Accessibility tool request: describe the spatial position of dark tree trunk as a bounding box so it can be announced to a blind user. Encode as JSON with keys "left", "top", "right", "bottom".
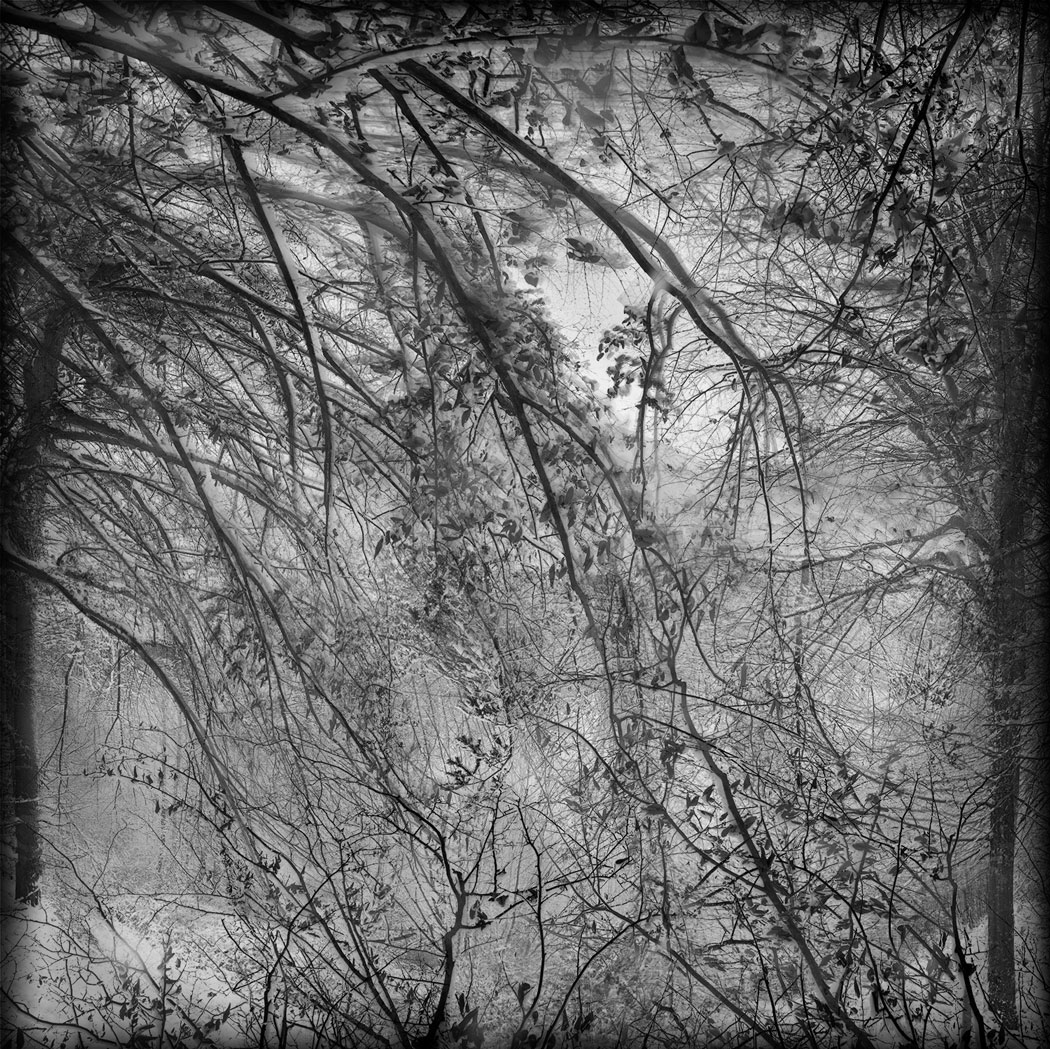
{"left": 2, "top": 567, "right": 42, "bottom": 907}
{"left": 1, "top": 308, "right": 67, "bottom": 907}
{"left": 984, "top": 321, "right": 1038, "bottom": 1033}
{"left": 978, "top": 58, "right": 1046, "bottom": 1017}
{"left": 986, "top": 646, "right": 1020, "bottom": 1031}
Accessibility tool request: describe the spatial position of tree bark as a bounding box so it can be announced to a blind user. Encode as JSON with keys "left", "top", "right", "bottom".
{"left": 1, "top": 562, "right": 41, "bottom": 907}
{"left": 983, "top": 304, "right": 1039, "bottom": 1032}
{"left": 986, "top": 645, "right": 1021, "bottom": 1031}
{"left": 1, "top": 308, "right": 67, "bottom": 907}
{"left": 973, "top": 49, "right": 1045, "bottom": 1019}
{"left": 985, "top": 455, "right": 1024, "bottom": 1032}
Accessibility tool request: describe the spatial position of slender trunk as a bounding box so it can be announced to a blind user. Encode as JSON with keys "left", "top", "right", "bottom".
{"left": 983, "top": 293, "right": 1039, "bottom": 1030}
{"left": 975, "top": 51, "right": 1045, "bottom": 1016}
{"left": 985, "top": 432, "right": 1026, "bottom": 1032}
{"left": 2, "top": 564, "right": 41, "bottom": 906}
{"left": 1, "top": 308, "right": 67, "bottom": 907}
{"left": 986, "top": 697, "right": 1019, "bottom": 1031}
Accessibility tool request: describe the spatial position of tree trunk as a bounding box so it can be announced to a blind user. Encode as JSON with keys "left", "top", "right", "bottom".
{"left": 1, "top": 564, "right": 42, "bottom": 906}
{"left": 975, "top": 54, "right": 1045, "bottom": 1018}
{"left": 1, "top": 308, "right": 67, "bottom": 907}
{"left": 986, "top": 485, "right": 1026, "bottom": 1031}
{"left": 986, "top": 673, "right": 1020, "bottom": 1031}
{"left": 983, "top": 312, "right": 1037, "bottom": 1032}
